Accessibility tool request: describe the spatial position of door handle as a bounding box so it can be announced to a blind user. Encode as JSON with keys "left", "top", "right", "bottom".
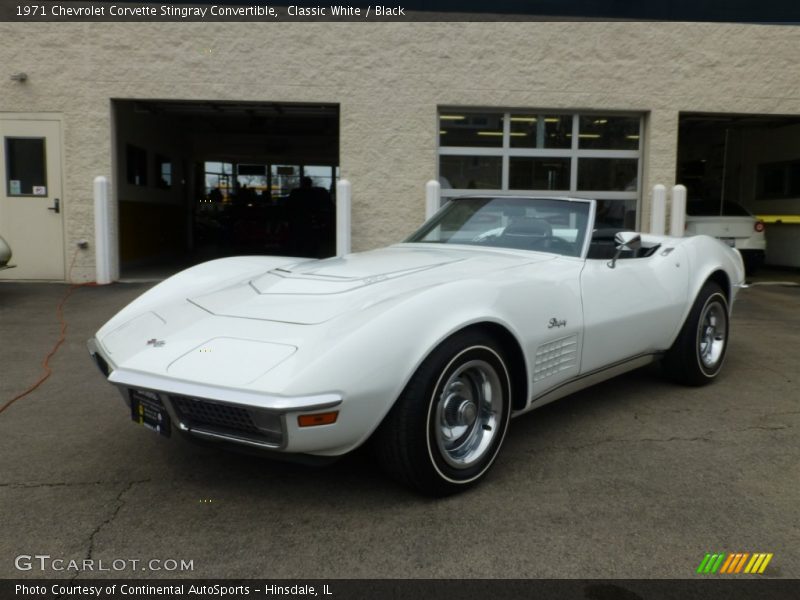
{"left": 48, "top": 198, "right": 60, "bottom": 214}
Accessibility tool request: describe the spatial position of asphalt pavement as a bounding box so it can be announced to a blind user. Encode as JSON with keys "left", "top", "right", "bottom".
{"left": 0, "top": 277, "right": 798, "bottom": 579}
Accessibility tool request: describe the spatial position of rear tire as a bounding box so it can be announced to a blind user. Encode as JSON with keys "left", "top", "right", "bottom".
{"left": 663, "top": 281, "right": 729, "bottom": 386}
{"left": 374, "top": 330, "right": 512, "bottom": 496}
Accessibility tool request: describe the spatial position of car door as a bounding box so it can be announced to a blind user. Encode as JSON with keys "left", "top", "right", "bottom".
{"left": 579, "top": 245, "right": 689, "bottom": 374}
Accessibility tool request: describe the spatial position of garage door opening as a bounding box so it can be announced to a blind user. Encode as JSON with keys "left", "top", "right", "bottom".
{"left": 677, "top": 113, "right": 800, "bottom": 266}
{"left": 113, "top": 99, "right": 339, "bottom": 279}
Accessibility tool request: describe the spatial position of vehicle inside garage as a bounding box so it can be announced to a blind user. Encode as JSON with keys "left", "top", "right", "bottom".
{"left": 677, "top": 113, "right": 800, "bottom": 267}
{"left": 112, "top": 99, "right": 339, "bottom": 278}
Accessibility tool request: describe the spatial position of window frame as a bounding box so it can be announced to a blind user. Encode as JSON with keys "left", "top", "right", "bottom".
{"left": 438, "top": 110, "right": 643, "bottom": 224}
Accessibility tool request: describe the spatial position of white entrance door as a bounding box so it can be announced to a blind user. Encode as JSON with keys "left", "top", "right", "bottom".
{"left": 0, "top": 118, "right": 65, "bottom": 280}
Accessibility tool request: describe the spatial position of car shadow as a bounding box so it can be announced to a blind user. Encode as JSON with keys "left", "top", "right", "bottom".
{"left": 145, "top": 364, "right": 669, "bottom": 503}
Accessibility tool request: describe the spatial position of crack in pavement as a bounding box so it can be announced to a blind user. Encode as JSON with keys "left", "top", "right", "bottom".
{"left": 765, "top": 410, "right": 800, "bottom": 417}
{"left": 530, "top": 435, "right": 715, "bottom": 454}
{"left": 736, "top": 425, "right": 791, "bottom": 432}
{"left": 528, "top": 423, "right": 792, "bottom": 455}
{"left": 25, "top": 478, "right": 154, "bottom": 593}
{"left": 85, "top": 479, "right": 150, "bottom": 562}
{"left": 0, "top": 480, "right": 150, "bottom": 489}
{"left": 756, "top": 363, "right": 795, "bottom": 382}
{"left": 60, "top": 478, "right": 151, "bottom": 585}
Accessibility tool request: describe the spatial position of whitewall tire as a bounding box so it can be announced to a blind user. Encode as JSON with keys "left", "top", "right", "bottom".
{"left": 663, "top": 281, "right": 730, "bottom": 386}
{"left": 375, "top": 330, "right": 512, "bottom": 496}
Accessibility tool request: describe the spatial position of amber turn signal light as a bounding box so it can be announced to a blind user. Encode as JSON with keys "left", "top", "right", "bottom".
{"left": 298, "top": 411, "right": 339, "bottom": 427}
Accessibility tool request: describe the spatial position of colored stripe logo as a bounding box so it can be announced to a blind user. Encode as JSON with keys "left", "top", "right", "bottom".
{"left": 697, "top": 552, "right": 773, "bottom": 574}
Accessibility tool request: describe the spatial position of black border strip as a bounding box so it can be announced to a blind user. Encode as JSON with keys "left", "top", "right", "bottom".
{"left": 4, "top": 0, "right": 800, "bottom": 23}
{"left": 3, "top": 579, "right": 800, "bottom": 600}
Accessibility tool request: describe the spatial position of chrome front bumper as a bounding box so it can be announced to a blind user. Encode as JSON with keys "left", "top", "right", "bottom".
{"left": 87, "top": 338, "right": 343, "bottom": 452}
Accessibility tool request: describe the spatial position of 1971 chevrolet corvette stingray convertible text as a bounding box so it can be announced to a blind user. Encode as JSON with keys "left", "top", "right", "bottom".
{"left": 89, "top": 197, "right": 745, "bottom": 495}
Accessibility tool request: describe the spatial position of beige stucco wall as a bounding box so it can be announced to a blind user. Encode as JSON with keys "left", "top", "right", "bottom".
{"left": 2, "top": 21, "right": 800, "bottom": 281}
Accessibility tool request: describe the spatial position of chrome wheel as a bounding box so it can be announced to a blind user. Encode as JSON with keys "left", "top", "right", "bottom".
{"left": 697, "top": 299, "right": 727, "bottom": 370}
{"left": 663, "top": 281, "right": 729, "bottom": 386}
{"left": 376, "top": 332, "right": 512, "bottom": 495}
{"left": 434, "top": 358, "right": 504, "bottom": 469}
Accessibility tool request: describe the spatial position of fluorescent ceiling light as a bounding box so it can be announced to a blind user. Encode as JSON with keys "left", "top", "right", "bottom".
{"left": 510, "top": 117, "right": 537, "bottom": 122}
{"left": 476, "top": 132, "right": 528, "bottom": 137}
{"left": 440, "top": 115, "right": 466, "bottom": 121}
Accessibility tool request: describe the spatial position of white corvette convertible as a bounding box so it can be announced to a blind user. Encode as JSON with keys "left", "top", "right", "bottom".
{"left": 89, "top": 196, "right": 745, "bottom": 495}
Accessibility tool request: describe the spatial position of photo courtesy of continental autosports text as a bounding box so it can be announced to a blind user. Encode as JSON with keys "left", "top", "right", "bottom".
{"left": 14, "top": 583, "right": 332, "bottom": 597}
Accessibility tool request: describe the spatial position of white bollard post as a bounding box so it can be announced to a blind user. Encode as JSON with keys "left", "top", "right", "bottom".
{"left": 93, "top": 176, "right": 113, "bottom": 284}
{"left": 425, "top": 179, "right": 441, "bottom": 220}
{"left": 336, "top": 179, "right": 352, "bottom": 257}
{"left": 650, "top": 184, "right": 666, "bottom": 236}
{"left": 670, "top": 184, "right": 687, "bottom": 237}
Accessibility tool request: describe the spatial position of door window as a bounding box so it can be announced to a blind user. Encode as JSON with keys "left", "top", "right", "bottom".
{"left": 5, "top": 137, "right": 47, "bottom": 196}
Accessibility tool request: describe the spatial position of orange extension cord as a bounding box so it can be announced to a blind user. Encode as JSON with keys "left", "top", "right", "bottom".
{"left": 0, "top": 249, "right": 95, "bottom": 415}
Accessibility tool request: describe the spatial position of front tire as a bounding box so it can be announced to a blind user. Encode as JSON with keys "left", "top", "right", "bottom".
{"left": 374, "top": 330, "right": 512, "bottom": 496}
{"left": 663, "top": 281, "right": 729, "bottom": 386}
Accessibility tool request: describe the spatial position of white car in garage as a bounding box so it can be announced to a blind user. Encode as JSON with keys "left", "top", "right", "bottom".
{"left": 684, "top": 199, "right": 766, "bottom": 274}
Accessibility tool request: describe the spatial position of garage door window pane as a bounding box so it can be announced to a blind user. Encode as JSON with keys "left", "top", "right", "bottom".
{"left": 440, "top": 113, "right": 504, "bottom": 148}
{"left": 5, "top": 137, "right": 46, "bottom": 196}
{"left": 578, "top": 158, "right": 638, "bottom": 191}
{"left": 303, "top": 165, "right": 335, "bottom": 193}
{"left": 509, "top": 157, "right": 570, "bottom": 190}
{"left": 271, "top": 165, "right": 300, "bottom": 197}
{"left": 205, "top": 161, "right": 233, "bottom": 201}
{"left": 578, "top": 116, "right": 640, "bottom": 150}
{"left": 156, "top": 155, "right": 172, "bottom": 189}
{"left": 509, "top": 115, "right": 571, "bottom": 149}
{"left": 440, "top": 156, "right": 502, "bottom": 190}
{"left": 126, "top": 144, "right": 147, "bottom": 186}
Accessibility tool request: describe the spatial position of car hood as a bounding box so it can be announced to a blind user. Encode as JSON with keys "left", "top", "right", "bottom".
{"left": 95, "top": 245, "right": 554, "bottom": 391}
{"left": 189, "top": 245, "right": 551, "bottom": 325}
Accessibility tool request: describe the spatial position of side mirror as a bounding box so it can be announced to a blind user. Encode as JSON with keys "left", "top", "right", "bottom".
{"left": 608, "top": 232, "right": 642, "bottom": 269}
{"left": 614, "top": 231, "right": 642, "bottom": 250}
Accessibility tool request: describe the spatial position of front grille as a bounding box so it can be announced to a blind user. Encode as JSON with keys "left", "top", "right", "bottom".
{"left": 170, "top": 395, "right": 260, "bottom": 436}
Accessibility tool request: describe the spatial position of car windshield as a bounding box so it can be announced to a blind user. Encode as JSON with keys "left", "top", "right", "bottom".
{"left": 406, "top": 197, "right": 593, "bottom": 258}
